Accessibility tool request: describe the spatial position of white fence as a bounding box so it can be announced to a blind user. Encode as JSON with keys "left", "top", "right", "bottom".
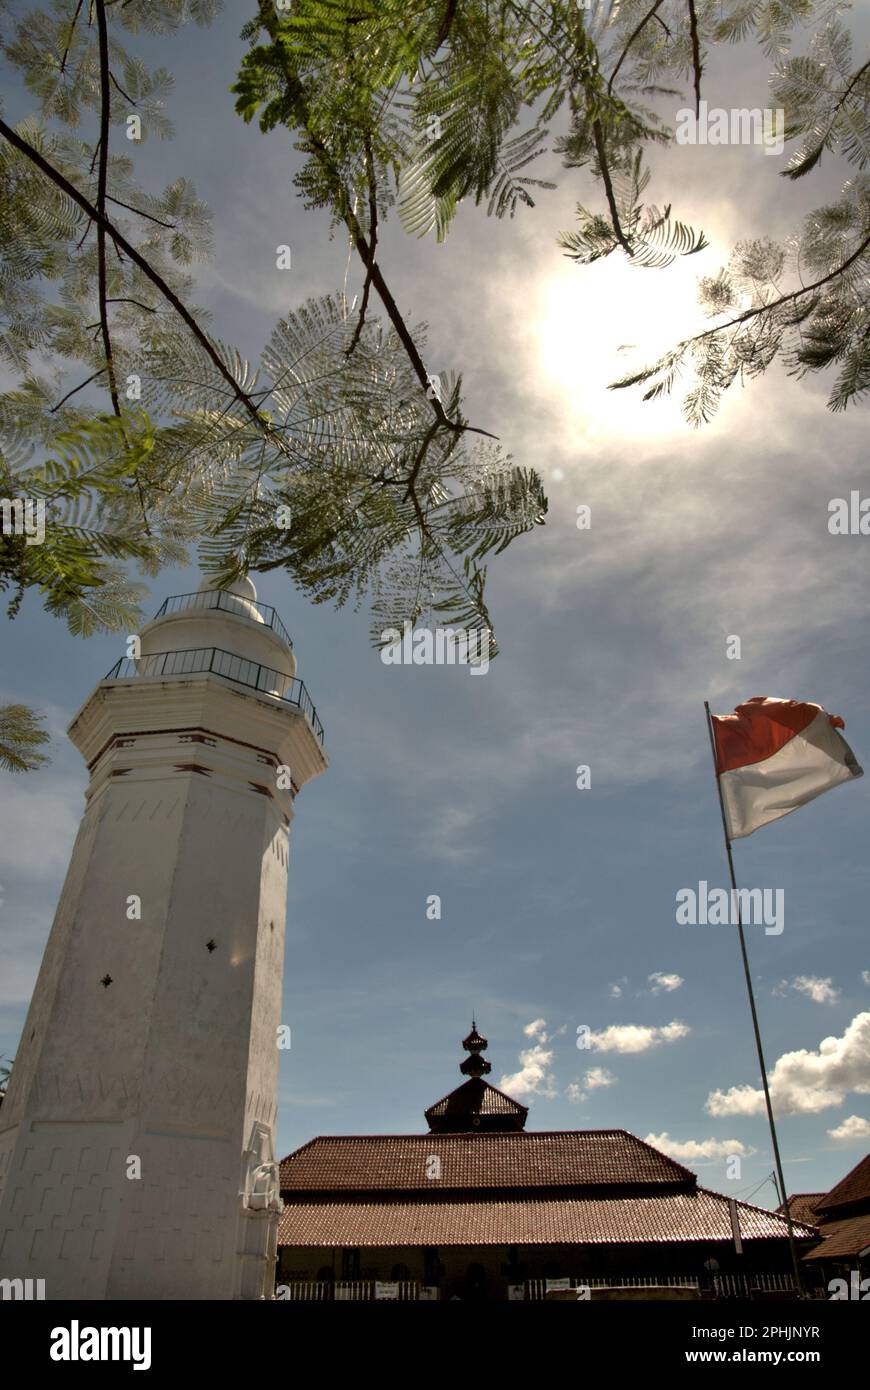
{"left": 713, "top": 1272, "right": 798, "bottom": 1297}
{"left": 277, "top": 1272, "right": 799, "bottom": 1301}
{"left": 276, "top": 1280, "right": 420, "bottom": 1301}
{"left": 277, "top": 1281, "right": 334, "bottom": 1301}
{"left": 525, "top": 1272, "right": 798, "bottom": 1300}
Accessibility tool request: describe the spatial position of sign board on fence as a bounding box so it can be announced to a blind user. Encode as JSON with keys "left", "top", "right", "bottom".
{"left": 375, "top": 1281, "right": 400, "bottom": 1300}
{"left": 507, "top": 1284, "right": 525, "bottom": 1301}
{"left": 546, "top": 1278, "right": 572, "bottom": 1292}
{"left": 419, "top": 1286, "right": 438, "bottom": 1301}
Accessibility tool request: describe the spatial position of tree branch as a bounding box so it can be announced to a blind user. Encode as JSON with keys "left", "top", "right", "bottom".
{"left": 50, "top": 368, "right": 107, "bottom": 413}
{"left": 434, "top": 0, "right": 458, "bottom": 49}
{"left": 683, "top": 230, "right": 870, "bottom": 346}
{"left": 402, "top": 418, "right": 441, "bottom": 501}
{"left": 608, "top": 0, "right": 667, "bottom": 95}
{"left": 346, "top": 132, "right": 378, "bottom": 357}
{"left": 593, "top": 118, "right": 633, "bottom": 255}
{"left": 106, "top": 297, "right": 157, "bottom": 312}
{"left": 59, "top": 0, "right": 84, "bottom": 75}
{"left": 0, "top": 118, "right": 291, "bottom": 449}
{"left": 106, "top": 193, "right": 176, "bottom": 228}
{"left": 109, "top": 70, "right": 137, "bottom": 106}
{"left": 611, "top": 227, "right": 870, "bottom": 387}
{"left": 687, "top": 0, "right": 702, "bottom": 118}
{"left": 254, "top": 0, "right": 497, "bottom": 442}
{"left": 95, "top": 0, "right": 121, "bottom": 419}
{"left": 784, "top": 58, "right": 870, "bottom": 179}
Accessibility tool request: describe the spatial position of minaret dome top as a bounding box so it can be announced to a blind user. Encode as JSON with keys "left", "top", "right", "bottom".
{"left": 137, "top": 573, "right": 297, "bottom": 680}
{"left": 195, "top": 573, "right": 264, "bottom": 625}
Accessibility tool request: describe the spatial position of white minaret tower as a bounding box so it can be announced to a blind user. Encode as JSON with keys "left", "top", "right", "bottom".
{"left": 0, "top": 578, "right": 327, "bottom": 1299}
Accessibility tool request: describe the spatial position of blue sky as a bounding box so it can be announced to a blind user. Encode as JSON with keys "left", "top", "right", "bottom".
{"left": 1, "top": 3, "right": 869, "bottom": 1211}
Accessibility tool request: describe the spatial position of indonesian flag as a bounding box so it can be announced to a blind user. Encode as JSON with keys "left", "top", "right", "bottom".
{"left": 710, "top": 697, "right": 863, "bottom": 840}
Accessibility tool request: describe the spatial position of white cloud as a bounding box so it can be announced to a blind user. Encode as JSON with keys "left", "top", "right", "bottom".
{"left": 357, "top": 258, "right": 870, "bottom": 863}
{"left": 582, "top": 1020, "right": 690, "bottom": 1054}
{"left": 0, "top": 708, "right": 87, "bottom": 1018}
{"left": 499, "top": 1042, "right": 556, "bottom": 1100}
{"left": 706, "top": 1012, "right": 870, "bottom": 1117}
{"left": 862, "top": 971, "right": 870, "bottom": 986}
{"left": 0, "top": 947, "right": 45, "bottom": 1010}
{"left": 827, "top": 1115, "right": 870, "bottom": 1143}
{"left": 0, "top": 897, "right": 59, "bottom": 1011}
{"left": 500, "top": 1020, "right": 556, "bottom": 1098}
{"left": 0, "top": 779, "right": 81, "bottom": 880}
{"left": 584, "top": 1066, "right": 616, "bottom": 1090}
{"left": 425, "top": 804, "right": 480, "bottom": 863}
{"left": 608, "top": 981, "right": 625, "bottom": 999}
{"left": 645, "top": 1132, "right": 753, "bottom": 1163}
{"left": 774, "top": 976, "right": 840, "bottom": 1005}
{"left": 564, "top": 1068, "right": 616, "bottom": 1104}
{"left": 649, "top": 972, "right": 684, "bottom": 994}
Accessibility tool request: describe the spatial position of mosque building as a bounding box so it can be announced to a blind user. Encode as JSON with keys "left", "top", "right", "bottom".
{"left": 277, "top": 1024, "right": 817, "bottom": 1300}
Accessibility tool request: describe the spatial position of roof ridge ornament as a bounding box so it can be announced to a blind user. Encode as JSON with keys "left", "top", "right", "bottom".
{"left": 460, "top": 1022, "right": 491, "bottom": 1078}
{"left": 424, "top": 1025, "right": 528, "bottom": 1133}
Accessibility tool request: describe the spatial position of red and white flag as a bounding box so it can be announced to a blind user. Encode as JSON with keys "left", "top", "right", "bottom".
{"left": 710, "top": 697, "right": 863, "bottom": 840}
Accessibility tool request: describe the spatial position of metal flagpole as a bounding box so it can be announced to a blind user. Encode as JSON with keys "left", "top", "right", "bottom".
{"left": 703, "top": 701, "right": 805, "bottom": 1296}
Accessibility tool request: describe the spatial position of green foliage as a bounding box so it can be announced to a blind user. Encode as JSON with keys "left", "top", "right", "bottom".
{"left": 0, "top": 705, "right": 50, "bottom": 773}
{"left": 711, "top": 0, "right": 816, "bottom": 57}
{"left": 233, "top": 0, "right": 605, "bottom": 243}
{"left": 605, "top": 7, "right": 870, "bottom": 420}
{"left": 559, "top": 152, "right": 708, "bottom": 266}
{"left": 235, "top": 0, "right": 861, "bottom": 435}
{"left": 137, "top": 293, "right": 546, "bottom": 643}
{"left": 1, "top": 0, "right": 866, "bottom": 762}
{"left": 0, "top": 407, "right": 173, "bottom": 633}
{"left": 774, "top": 20, "right": 870, "bottom": 179}
{"left": 612, "top": 175, "right": 870, "bottom": 423}
{"left": 0, "top": 0, "right": 556, "bottom": 722}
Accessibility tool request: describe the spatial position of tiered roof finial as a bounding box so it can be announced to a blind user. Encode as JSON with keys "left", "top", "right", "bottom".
{"left": 460, "top": 1021, "right": 491, "bottom": 1078}
{"left": 424, "top": 1022, "right": 528, "bottom": 1133}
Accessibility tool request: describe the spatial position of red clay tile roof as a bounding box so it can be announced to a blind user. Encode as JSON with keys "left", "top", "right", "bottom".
{"left": 816, "top": 1153, "right": 870, "bottom": 1214}
{"left": 279, "top": 1130, "right": 696, "bottom": 1194}
{"left": 278, "top": 1189, "right": 817, "bottom": 1248}
{"left": 782, "top": 1194, "right": 824, "bottom": 1226}
{"left": 802, "top": 1212, "right": 870, "bottom": 1261}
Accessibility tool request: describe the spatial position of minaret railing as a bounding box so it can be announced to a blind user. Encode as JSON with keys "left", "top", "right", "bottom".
{"left": 154, "top": 589, "right": 294, "bottom": 650}
{"left": 104, "top": 647, "right": 325, "bottom": 744}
